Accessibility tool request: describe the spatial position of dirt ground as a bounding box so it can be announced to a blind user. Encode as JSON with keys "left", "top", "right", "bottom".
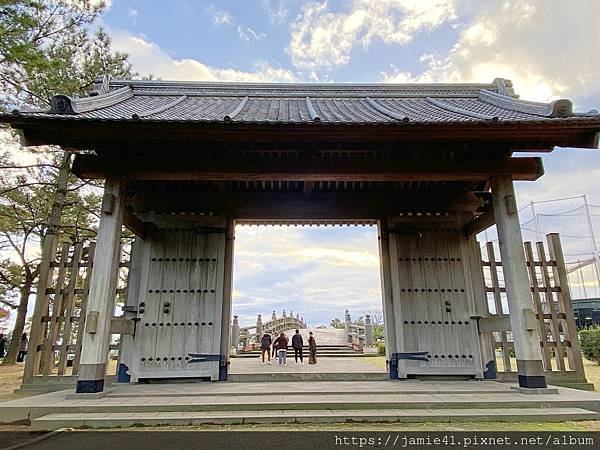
{"left": 0, "top": 364, "right": 28, "bottom": 401}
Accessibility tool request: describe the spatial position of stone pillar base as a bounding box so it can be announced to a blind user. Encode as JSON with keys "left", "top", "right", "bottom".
{"left": 75, "top": 379, "right": 105, "bottom": 394}
{"left": 511, "top": 386, "right": 558, "bottom": 395}
{"left": 516, "top": 359, "right": 547, "bottom": 388}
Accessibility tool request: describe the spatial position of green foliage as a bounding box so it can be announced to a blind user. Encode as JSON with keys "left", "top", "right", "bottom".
{"left": 372, "top": 323, "right": 385, "bottom": 341}
{"left": 0, "top": 0, "right": 133, "bottom": 109}
{"left": 377, "top": 343, "right": 385, "bottom": 356}
{"left": 0, "top": 0, "right": 134, "bottom": 363}
{"left": 580, "top": 326, "right": 600, "bottom": 365}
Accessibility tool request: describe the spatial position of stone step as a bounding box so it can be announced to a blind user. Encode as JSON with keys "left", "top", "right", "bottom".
{"left": 227, "top": 372, "right": 389, "bottom": 382}
{"left": 10, "top": 392, "right": 600, "bottom": 422}
{"left": 31, "top": 407, "right": 600, "bottom": 430}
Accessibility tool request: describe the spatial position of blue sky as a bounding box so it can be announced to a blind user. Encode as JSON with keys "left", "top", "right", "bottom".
{"left": 96, "top": 0, "right": 600, "bottom": 327}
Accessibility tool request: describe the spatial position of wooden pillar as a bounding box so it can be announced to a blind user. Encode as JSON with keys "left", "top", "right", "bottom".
{"left": 116, "top": 236, "right": 144, "bottom": 383}
{"left": 218, "top": 217, "right": 235, "bottom": 381}
{"left": 377, "top": 219, "right": 399, "bottom": 378}
{"left": 76, "top": 177, "right": 126, "bottom": 393}
{"left": 491, "top": 176, "right": 546, "bottom": 388}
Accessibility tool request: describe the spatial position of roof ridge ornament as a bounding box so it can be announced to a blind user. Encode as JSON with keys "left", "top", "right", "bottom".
{"left": 224, "top": 96, "right": 249, "bottom": 122}
{"left": 92, "top": 75, "right": 112, "bottom": 95}
{"left": 479, "top": 90, "right": 573, "bottom": 118}
{"left": 50, "top": 85, "right": 134, "bottom": 115}
{"left": 425, "top": 97, "right": 495, "bottom": 121}
{"left": 365, "top": 97, "right": 410, "bottom": 122}
{"left": 305, "top": 97, "right": 321, "bottom": 123}
{"left": 493, "top": 78, "right": 516, "bottom": 97}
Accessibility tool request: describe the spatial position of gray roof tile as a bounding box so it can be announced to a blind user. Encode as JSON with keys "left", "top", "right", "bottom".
{"left": 13, "top": 77, "right": 599, "bottom": 125}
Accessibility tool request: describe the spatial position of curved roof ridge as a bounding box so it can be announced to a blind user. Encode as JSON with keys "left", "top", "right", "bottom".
{"left": 479, "top": 90, "right": 572, "bottom": 118}
{"left": 425, "top": 97, "right": 495, "bottom": 121}
{"left": 133, "top": 95, "right": 187, "bottom": 119}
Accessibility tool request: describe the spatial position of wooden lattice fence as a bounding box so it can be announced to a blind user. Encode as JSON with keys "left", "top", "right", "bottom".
{"left": 23, "top": 241, "right": 128, "bottom": 382}
{"left": 480, "top": 233, "right": 586, "bottom": 382}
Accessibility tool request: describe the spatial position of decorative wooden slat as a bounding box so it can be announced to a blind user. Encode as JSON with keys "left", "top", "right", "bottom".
{"left": 536, "top": 241, "right": 566, "bottom": 371}
{"left": 524, "top": 242, "right": 553, "bottom": 370}
{"left": 57, "top": 243, "right": 83, "bottom": 375}
{"left": 485, "top": 242, "right": 511, "bottom": 371}
{"left": 546, "top": 234, "right": 585, "bottom": 377}
{"left": 42, "top": 243, "right": 70, "bottom": 375}
{"left": 72, "top": 242, "right": 96, "bottom": 375}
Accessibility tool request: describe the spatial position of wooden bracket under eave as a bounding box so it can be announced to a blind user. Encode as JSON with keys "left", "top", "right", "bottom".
{"left": 462, "top": 210, "right": 496, "bottom": 238}
{"left": 123, "top": 209, "right": 156, "bottom": 240}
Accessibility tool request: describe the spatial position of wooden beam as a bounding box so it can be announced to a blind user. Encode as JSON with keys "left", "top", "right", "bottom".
{"left": 9, "top": 117, "right": 600, "bottom": 150}
{"left": 462, "top": 210, "right": 496, "bottom": 237}
{"left": 110, "top": 317, "right": 136, "bottom": 335}
{"left": 138, "top": 190, "right": 486, "bottom": 219}
{"left": 123, "top": 209, "right": 155, "bottom": 239}
{"left": 479, "top": 315, "right": 512, "bottom": 333}
{"left": 73, "top": 154, "right": 544, "bottom": 182}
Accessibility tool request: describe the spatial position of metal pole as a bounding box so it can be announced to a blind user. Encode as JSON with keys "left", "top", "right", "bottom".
{"left": 531, "top": 202, "right": 542, "bottom": 242}
{"left": 583, "top": 195, "right": 600, "bottom": 293}
{"left": 577, "top": 259, "right": 587, "bottom": 298}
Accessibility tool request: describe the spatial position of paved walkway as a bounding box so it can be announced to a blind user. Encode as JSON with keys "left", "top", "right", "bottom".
{"left": 230, "top": 356, "right": 385, "bottom": 374}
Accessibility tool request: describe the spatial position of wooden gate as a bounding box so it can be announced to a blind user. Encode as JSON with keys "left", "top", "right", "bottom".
{"left": 388, "top": 220, "right": 483, "bottom": 376}
{"left": 124, "top": 214, "right": 227, "bottom": 381}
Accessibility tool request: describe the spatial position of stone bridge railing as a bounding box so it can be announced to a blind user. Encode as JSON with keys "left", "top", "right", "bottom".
{"left": 345, "top": 308, "right": 374, "bottom": 347}
{"left": 231, "top": 310, "right": 307, "bottom": 349}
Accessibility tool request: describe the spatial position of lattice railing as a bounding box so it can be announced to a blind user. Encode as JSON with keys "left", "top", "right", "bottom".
{"left": 24, "top": 241, "right": 129, "bottom": 381}
{"left": 480, "top": 233, "right": 585, "bottom": 379}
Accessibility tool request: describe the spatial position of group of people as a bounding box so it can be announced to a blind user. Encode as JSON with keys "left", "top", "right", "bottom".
{"left": 259, "top": 329, "right": 317, "bottom": 366}
{"left": 0, "top": 332, "right": 28, "bottom": 362}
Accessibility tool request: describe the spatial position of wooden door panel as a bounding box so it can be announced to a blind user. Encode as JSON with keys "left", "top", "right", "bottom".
{"left": 132, "top": 216, "right": 226, "bottom": 380}
{"left": 392, "top": 224, "right": 482, "bottom": 376}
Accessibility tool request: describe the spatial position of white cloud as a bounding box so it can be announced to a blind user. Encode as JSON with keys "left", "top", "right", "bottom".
{"left": 109, "top": 29, "right": 295, "bottom": 82}
{"left": 237, "top": 26, "right": 267, "bottom": 42}
{"left": 380, "top": 0, "right": 600, "bottom": 104}
{"left": 232, "top": 226, "right": 383, "bottom": 327}
{"left": 127, "top": 7, "right": 138, "bottom": 18}
{"left": 288, "top": 0, "right": 458, "bottom": 71}
{"left": 212, "top": 9, "right": 233, "bottom": 26}
{"left": 262, "top": 0, "right": 290, "bottom": 24}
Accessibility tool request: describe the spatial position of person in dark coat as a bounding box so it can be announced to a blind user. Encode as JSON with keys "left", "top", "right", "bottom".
{"left": 291, "top": 329, "right": 304, "bottom": 364}
{"left": 308, "top": 331, "right": 317, "bottom": 365}
{"left": 273, "top": 332, "right": 288, "bottom": 365}
{"left": 0, "top": 333, "right": 6, "bottom": 359}
{"left": 17, "top": 333, "right": 28, "bottom": 362}
{"left": 260, "top": 333, "right": 272, "bottom": 365}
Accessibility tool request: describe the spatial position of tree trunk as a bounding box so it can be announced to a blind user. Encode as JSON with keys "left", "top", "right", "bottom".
{"left": 1, "top": 280, "right": 33, "bottom": 365}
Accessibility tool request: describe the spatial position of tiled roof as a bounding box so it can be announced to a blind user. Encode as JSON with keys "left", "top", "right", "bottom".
{"left": 15, "top": 76, "right": 600, "bottom": 124}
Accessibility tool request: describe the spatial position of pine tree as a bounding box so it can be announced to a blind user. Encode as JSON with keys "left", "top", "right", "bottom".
{"left": 0, "top": 0, "right": 133, "bottom": 365}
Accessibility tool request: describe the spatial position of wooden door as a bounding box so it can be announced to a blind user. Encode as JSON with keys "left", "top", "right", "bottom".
{"left": 129, "top": 215, "right": 227, "bottom": 381}
{"left": 389, "top": 221, "right": 483, "bottom": 376}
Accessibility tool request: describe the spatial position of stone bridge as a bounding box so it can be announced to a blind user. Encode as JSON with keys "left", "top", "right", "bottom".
{"left": 230, "top": 308, "right": 375, "bottom": 349}
{"left": 231, "top": 310, "right": 307, "bottom": 348}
